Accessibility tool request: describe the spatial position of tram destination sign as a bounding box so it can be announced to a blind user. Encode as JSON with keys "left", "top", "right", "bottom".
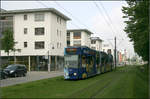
{"left": 66, "top": 48, "right": 77, "bottom": 54}
{"left": 83, "top": 49, "right": 95, "bottom": 55}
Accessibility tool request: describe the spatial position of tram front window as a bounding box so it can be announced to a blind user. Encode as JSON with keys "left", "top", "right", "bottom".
{"left": 65, "top": 55, "right": 78, "bottom": 68}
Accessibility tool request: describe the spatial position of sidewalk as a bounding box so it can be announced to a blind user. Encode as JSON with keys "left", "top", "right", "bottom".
{"left": 0, "top": 71, "right": 64, "bottom": 87}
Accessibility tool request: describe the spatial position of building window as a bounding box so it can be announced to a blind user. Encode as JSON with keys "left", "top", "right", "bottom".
{"left": 35, "top": 13, "right": 44, "bottom": 21}
{"left": 57, "top": 30, "right": 61, "bottom": 37}
{"left": 24, "top": 42, "right": 27, "bottom": 48}
{"left": 60, "top": 43, "right": 61, "bottom": 48}
{"left": 60, "top": 30, "right": 61, "bottom": 37}
{"left": 24, "top": 15, "right": 27, "bottom": 20}
{"left": 5, "top": 16, "right": 13, "bottom": 20}
{"left": 60, "top": 18, "right": 61, "bottom": 24}
{"left": 91, "top": 47, "right": 96, "bottom": 50}
{"left": 107, "top": 49, "right": 112, "bottom": 54}
{"left": 0, "top": 16, "right": 6, "bottom": 20}
{"left": 73, "top": 32, "right": 81, "bottom": 39}
{"left": 57, "top": 17, "right": 61, "bottom": 24}
{"left": 24, "top": 28, "right": 27, "bottom": 34}
{"left": 57, "top": 29, "right": 59, "bottom": 36}
{"left": 91, "top": 40, "right": 96, "bottom": 44}
{"left": 57, "top": 42, "right": 59, "bottom": 48}
{"left": 103, "top": 44, "right": 109, "bottom": 47}
{"left": 67, "top": 32, "right": 70, "bottom": 36}
{"left": 57, "top": 17, "right": 59, "bottom": 23}
{"left": 1, "top": 16, "right": 13, "bottom": 20}
{"left": 35, "top": 27, "right": 44, "bottom": 35}
{"left": 35, "top": 41, "right": 45, "bottom": 49}
{"left": 67, "top": 41, "right": 70, "bottom": 46}
{"left": 73, "top": 40, "right": 81, "bottom": 46}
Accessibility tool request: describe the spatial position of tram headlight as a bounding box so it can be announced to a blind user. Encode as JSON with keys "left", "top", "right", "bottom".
{"left": 66, "top": 73, "right": 69, "bottom": 76}
{"left": 74, "top": 73, "right": 77, "bottom": 76}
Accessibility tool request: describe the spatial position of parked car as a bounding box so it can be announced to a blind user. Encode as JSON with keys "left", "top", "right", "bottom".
{"left": 0, "top": 69, "right": 8, "bottom": 79}
{"left": 4, "top": 64, "right": 27, "bottom": 77}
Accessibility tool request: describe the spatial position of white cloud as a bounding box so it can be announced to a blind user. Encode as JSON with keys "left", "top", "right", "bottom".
{"left": 91, "top": 3, "right": 135, "bottom": 57}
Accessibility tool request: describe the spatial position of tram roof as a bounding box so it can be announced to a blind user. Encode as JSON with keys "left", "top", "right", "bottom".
{"left": 66, "top": 46, "right": 90, "bottom": 49}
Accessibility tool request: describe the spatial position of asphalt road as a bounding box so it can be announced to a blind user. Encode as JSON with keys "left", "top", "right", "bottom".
{"left": 0, "top": 71, "right": 64, "bottom": 87}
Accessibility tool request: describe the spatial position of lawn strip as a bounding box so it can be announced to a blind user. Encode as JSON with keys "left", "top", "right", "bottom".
{"left": 68, "top": 71, "right": 119, "bottom": 98}
{"left": 91, "top": 72, "right": 124, "bottom": 98}
{"left": 2, "top": 65, "right": 148, "bottom": 98}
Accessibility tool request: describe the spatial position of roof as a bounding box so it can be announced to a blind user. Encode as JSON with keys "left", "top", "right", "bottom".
{"left": 66, "top": 46, "right": 96, "bottom": 51}
{"left": 0, "top": 8, "right": 6, "bottom": 12}
{"left": 67, "top": 29, "right": 93, "bottom": 34}
{"left": 67, "top": 46, "right": 90, "bottom": 49}
{"left": 0, "top": 8, "right": 71, "bottom": 20}
{"left": 91, "top": 37, "right": 103, "bottom": 42}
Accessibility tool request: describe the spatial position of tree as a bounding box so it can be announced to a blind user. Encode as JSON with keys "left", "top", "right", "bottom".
{"left": 122, "top": 0, "right": 149, "bottom": 61}
{"left": 1, "top": 28, "right": 15, "bottom": 56}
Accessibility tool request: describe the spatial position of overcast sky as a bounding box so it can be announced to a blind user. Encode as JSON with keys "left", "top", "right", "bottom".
{"left": 1, "top": 1, "right": 135, "bottom": 58}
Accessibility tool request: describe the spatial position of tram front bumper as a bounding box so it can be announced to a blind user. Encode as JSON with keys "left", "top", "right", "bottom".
{"left": 64, "top": 72, "right": 69, "bottom": 79}
{"left": 64, "top": 73, "right": 78, "bottom": 80}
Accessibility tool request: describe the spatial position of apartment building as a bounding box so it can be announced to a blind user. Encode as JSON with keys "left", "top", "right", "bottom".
{"left": 90, "top": 37, "right": 102, "bottom": 51}
{"left": 118, "top": 49, "right": 127, "bottom": 64}
{"left": 67, "top": 29, "right": 93, "bottom": 47}
{"left": 102, "top": 43, "right": 114, "bottom": 56}
{"left": 0, "top": 8, "right": 70, "bottom": 71}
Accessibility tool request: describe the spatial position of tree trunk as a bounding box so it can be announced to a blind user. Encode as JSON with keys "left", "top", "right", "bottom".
{"left": 7, "top": 51, "right": 10, "bottom": 64}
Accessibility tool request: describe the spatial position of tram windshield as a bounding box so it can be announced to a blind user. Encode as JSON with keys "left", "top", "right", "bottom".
{"left": 64, "top": 55, "right": 79, "bottom": 68}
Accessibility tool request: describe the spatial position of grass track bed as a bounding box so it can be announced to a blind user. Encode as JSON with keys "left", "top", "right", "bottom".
{"left": 1, "top": 65, "right": 148, "bottom": 98}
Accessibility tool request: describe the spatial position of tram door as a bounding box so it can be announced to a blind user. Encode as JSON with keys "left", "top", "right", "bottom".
{"left": 100, "top": 53, "right": 105, "bottom": 73}
{"left": 86, "top": 55, "right": 95, "bottom": 76}
{"left": 96, "top": 53, "right": 100, "bottom": 74}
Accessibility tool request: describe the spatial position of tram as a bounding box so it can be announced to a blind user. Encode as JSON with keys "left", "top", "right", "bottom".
{"left": 64, "top": 46, "right": 113, "bottom": 80}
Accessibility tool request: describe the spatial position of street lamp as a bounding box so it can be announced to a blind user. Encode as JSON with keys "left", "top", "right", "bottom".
{"left": 13, "top": 42, "right": 21, "bottom": 64}
{"left": 13, "top": 48, "right": 21, "bottom": 64}
{"left": 48, "top": 43, "right": 54, "bottom": 72}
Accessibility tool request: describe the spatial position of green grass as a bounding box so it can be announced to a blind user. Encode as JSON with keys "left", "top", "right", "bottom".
{"left": 1, "top": 65, "right": 148, "bottom": 98}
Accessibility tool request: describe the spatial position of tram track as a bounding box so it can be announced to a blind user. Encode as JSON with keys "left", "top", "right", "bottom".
{"left": 90, "top": 72, "right": 125, "bottom": 98}
{"left": 67, "top": 71, "right": 122, "bottom": 98}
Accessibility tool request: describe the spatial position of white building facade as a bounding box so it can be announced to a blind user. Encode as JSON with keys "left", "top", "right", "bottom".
{"left": 102, "top": 44, "right": 114, "bottom": 56}
{"left": 67, "top": 29, "right": 92, "bottom": 47}
{"left": 0, "top": 8, "right": 70, "bottom": 71}
{"left": 90, "top": 37, "right": 102, "bottom": 51}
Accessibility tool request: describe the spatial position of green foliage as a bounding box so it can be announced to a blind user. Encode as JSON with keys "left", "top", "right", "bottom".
{"left": 1, "top": 28, "right": 15, "bottom": 55}
{"left": 122, "top": 0, "right": 149, "bottom": 61}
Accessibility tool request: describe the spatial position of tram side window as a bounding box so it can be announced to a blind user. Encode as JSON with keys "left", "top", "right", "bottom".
{"left": 85, "top": 56, "right": 94, "bottom": 73}
{"left": 78, "top": 55, "right": 81, "bottom": 67}
{"left": 82, "top": 55, "right": 86, "bottom": 68}
{"left": 87, "top": 56, "right": 94, "bottom": 68}
{"left": 96, "top": 54, "right": 100, "bottom": 65}
{"left": 91, "top": 56, "right": 94, "bottom": 68}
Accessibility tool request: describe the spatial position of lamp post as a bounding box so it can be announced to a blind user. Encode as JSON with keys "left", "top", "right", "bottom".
{"left": 13, "top": 48, "right": 21, "bottom": 64}
{"left": 48, "top": 50, "right": 50, "bottom": 72}
{"left": 13, "top": 42, "right": 21, "bottom": 64}
{"left": 48, "top": 43, "right": 54, "bottom": 72}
